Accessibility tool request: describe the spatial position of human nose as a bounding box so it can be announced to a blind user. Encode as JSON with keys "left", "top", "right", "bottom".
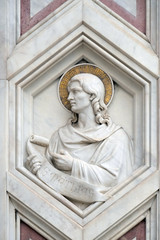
{"left": 67, "top": 92, "right": 73, "bottom": 101}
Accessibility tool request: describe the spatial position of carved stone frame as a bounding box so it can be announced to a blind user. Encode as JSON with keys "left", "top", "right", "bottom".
{"left": 1, "top": 0, "right": 160, "bottom": 239}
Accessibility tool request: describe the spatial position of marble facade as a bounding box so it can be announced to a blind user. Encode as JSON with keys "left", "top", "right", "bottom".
{"left": 113, "top": 0, "right": 137, "bottom": 16}
{"left": 1, "top": 0, "right": 160, "bottom": 239}
{"left": 30, "top": 0, "right": 53, "bottom": 17}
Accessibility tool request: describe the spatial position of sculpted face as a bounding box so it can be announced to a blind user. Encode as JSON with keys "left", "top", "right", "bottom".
{"left": 67, "top": 81, "right": 91, "bottom": 113}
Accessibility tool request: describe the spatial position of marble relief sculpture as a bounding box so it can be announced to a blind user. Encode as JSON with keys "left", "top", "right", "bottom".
{"left": 26, "top": 64, "right": 133, "bottom": 204}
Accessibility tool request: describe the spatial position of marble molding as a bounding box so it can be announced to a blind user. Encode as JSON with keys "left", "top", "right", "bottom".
{"left": 9, "top": 0, "right": 158, "bottom": 80}
{"left": 20, "top": 219, "right": 146, "bottom": 240}
{"left": 99, "top": 0, "right": 146, "bottom": 33}
{"left": 20, "top": 221, "right": 47, "bottom": 240}
{"left": 21, "top": 0, "right": 69, "bottom": 34}
{"left": 30, "top": 0, "right": 53, "bottom": 17}
{"left": 1, "top": 0, "right": 160, "bottom": 239}
{"left": 20, "top": 0, "right": 145, "bottom": 34}
{"left": 118, "top": 220, "right": 146, "bottom": 240}
{"left": 114, "top": 0, "right": 137, "bottom": 16}
{"left": 7, "top": 34, "right": 158, "bottom": 238}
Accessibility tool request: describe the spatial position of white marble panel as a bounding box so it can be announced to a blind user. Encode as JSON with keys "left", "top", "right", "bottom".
{"left": 108, "top": 83, "right": 133, "bottom": 139}
{"left": 0, "top": 81, "right": 8, "bottom": 240}
{"left": 0, "top": 0, "right": 7, "bottom": 78}
{"left": 30, "top": 0, "right": 54, "bottom": 17}
{"left": 1, "top": 0, "right": 160, "bottom": 239}
{"left": 8, "top": 0, "right": 159, "bottom": 79}
{"left": 23, "top": 77, "right": 71, "bottom": 162}
{"left": 33, "top": 79, "right": 71, "bottom": 139}
{"left": 7, "top": 173, "right": 82, "bottom": 240}
{"left": 33, "top": 80, "right": 133, "bottom": 141}
{"left": 114, "top": 0, "right": 137, "bottom": 16}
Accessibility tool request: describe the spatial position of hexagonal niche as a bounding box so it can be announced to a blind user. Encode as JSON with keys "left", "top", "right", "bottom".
{"left": 13, "top": 42, "right": 154, "bottom": 220}
{"left": 6, "top": 0, "right": 159, "bottom": 238}
{"left": 21, "top": 57, "right": 144, "bottom": 169}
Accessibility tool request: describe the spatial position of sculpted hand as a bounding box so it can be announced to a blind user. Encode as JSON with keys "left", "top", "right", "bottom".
{"left": 52, "top": 150, "right": 73, "bottom": 171}
{"left": 27, "top": 154, "right": 44, "bottom": 175}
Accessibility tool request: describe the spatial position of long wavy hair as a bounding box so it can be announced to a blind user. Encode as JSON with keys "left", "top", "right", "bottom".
{"left": 68, "top": 73, "right": 111, "bottom": 125}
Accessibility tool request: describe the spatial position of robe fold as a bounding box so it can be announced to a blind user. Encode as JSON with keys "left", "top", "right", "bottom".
{"left": 48, "top": 120, "right": 133, "bottom": 188}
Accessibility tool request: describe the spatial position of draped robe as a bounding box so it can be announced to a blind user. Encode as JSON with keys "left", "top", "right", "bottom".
{"left": 48, "top": 120, "right": 133, "bottom": 188}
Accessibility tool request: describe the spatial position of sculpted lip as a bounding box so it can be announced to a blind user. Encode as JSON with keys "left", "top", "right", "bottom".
{"left": 70, "top": 101, "right": 76, "bottom": 105}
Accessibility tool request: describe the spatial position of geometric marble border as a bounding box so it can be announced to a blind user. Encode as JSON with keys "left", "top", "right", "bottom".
{"left": 99, "top": 0, "right": 146, "bottom": 33}
{"left": 21, "top": 0, "right": 146, "bottom": 35}
{"left": 21, "top": 0, "right": 68, "bottom": 35}
{"left": 7, "top": 39, "right": 159, "bottom": 238}
{"left": 12, "top": 42, "right": 154, "bottom": 219}
{"left": 8, "top": 182, "right": 159, "bottom": 239}
{"left": 1, "top": 0, "right": 160, "bottom": 239}
{"left": 8, "top": 0, "right": 159, "bottom": 78}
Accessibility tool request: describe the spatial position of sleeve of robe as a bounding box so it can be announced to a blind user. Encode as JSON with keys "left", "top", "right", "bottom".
{"left": 71, "top": 130, "right": 133, "bottom": 187}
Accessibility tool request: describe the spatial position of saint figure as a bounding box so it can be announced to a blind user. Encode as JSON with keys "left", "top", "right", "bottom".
{"left": 27, "top": 64, "right": 133, "bottom": 203}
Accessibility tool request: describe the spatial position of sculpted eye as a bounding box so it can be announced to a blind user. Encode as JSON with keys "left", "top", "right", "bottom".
{"left": 73, "top": 89, "right": 79, "bottom": 94}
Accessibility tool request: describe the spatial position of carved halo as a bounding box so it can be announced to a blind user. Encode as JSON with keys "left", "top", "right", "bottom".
{"left": 58, "top": 63, "right": 114, "bottom": 111}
